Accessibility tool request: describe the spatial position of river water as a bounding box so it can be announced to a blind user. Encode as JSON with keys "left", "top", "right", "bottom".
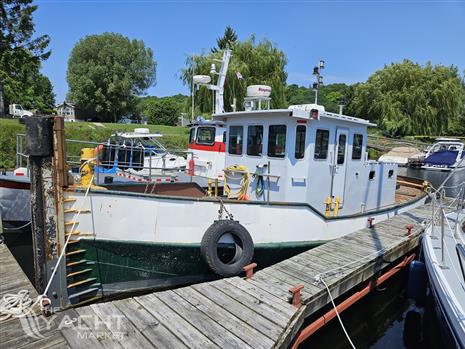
{"left": 304, "top": 167, "right": 465, "bottom": 349}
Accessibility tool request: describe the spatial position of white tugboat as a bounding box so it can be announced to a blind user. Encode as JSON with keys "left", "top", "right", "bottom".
{"left": 59, "top": 50, "right": 429, "bottom": 304}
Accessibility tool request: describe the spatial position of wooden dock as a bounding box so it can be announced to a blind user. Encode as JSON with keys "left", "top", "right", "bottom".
{"left": 1, "top": 202, "right": 439, "bottom": 348}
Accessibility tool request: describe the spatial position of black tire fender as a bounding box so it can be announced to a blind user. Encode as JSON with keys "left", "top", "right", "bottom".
{"left": 200, "top": 220, "right": 254, "bottom": 277}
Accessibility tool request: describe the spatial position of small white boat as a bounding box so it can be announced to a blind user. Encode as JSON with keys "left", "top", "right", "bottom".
{"left": 422, "top": 138, "right": 465, "bottom": 171}
{"left": 98, "top": 128, "right": 187, "bottom": 178}
{"left": 422, "top": 191, "right": 465, "bottom": 348}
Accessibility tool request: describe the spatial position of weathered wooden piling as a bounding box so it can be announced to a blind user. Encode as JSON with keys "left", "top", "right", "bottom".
{"left": 26, "top": 116, "right": 69, "bottom": 308}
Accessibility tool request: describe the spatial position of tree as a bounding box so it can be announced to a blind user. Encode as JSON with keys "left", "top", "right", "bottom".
{"left": 285, "top": 83, "right": 354, "bottom": 113}
{"left": 211, "top": 26, "right": 238, "bottom": 53}
{"left": 350, "top": 60, "right": 465, "bottom": 137}
{"left": 0, "top": 0, "right": 53, "bottom": 115}
{"left": 67, "top": 33, "right": 156, "bottom": 122}
{"left": 183, "top": 35, "right": 287, "bottom": 114}
{"left": 145, "top": 98, "right": 180, "bottom": 126}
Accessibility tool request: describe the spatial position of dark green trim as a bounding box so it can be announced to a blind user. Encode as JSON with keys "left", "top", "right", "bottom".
{"left": 74, "top": 238, "right": 323, "bottom": 296}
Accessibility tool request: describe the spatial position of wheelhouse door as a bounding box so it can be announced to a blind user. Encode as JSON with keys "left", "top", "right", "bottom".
{"left": 331, "top": 128, "right": 349, "bottom": 205}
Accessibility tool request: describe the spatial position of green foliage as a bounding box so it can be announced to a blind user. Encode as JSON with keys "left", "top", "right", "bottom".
{"left": 350, "top": 60, "right": 465, "bottom": 137}
{"left": 67, "top": 32, "right": 156, "bottom": 122}
{"left": 143, "top": 98, "right": 180, "bottom": 126}
{"left": 285, "top": 83, "right": 354, "bottom": 113}
{"left": 138, "top": 94, "right": 189, "bottom": 123}
{"left": 182, "top": 35, "right": 288, "bottom": 114}
{"left": 0, "top": 0, "right": 54, "bottom": 114}
{"left": 0, "top": 119, "right": 188, "bottom": 169}
{"left": 211, "top": 26, "right": 238, "bottom": 53}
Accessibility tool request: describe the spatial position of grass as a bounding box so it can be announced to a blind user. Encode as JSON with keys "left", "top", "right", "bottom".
{"left": 0, "top": 118, "right": 189, "bottom": 169}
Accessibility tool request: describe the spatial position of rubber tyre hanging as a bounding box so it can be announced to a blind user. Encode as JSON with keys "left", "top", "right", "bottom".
{"left": 201, "top": 220, "right": 254, "bottom": 277}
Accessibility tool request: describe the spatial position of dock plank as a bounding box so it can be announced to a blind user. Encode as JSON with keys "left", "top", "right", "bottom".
{"left": 156, "top": 290, "right": 252, "bottom": 349}
{"left": 175, "top": 286, "right": 275, "bottom": 349}
{"left": 192, "top": 282, "right": 285, "bottom": 339}
{"left": 113, "top": 298, "right": 189, "bottom": 349}
{"left": 135, "top": 293, "right": 220, "bottom": 349}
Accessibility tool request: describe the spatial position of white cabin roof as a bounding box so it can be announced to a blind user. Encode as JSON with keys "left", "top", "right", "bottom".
{"left": 212, "top": 108, "right": 376, "bottom": 127}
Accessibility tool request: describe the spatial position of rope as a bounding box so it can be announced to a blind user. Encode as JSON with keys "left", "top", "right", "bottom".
{"left": 318, "top": 277, "right": 357, "bottom": 349}
{"left": 0, "top": 290, "right": 33, "bottom": 321}
{"left": 1, "top": 221, "right": 32, "bottom": 232}
{"left": 223, "top": 165, "right": 250, "bottom": 200}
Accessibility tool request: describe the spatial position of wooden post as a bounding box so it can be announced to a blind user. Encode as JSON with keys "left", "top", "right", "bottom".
{"left": 26, "top": 116, "right": 69, "bottom": 309}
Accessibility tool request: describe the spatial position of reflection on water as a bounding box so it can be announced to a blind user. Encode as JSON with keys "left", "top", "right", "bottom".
{"left": 301, "top": 269, "right": 445, "bottom": 349}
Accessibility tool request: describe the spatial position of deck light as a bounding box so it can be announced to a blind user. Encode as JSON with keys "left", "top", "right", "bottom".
{"left": 313, "top": 66, "right": 319, "bottom": 75}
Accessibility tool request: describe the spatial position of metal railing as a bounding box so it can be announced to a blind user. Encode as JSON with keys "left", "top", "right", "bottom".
{"left": 15, "top": 134, "right": 195, "bottom": 183}
{"left": 428, "top": 156, "right": 465, "bottom": 266}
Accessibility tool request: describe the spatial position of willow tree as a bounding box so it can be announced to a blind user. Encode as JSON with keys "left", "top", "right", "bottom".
{"left": 350, "top": 60, "right": 465, "bottom": 137}
{"left": 182, "top": 36, "right": 288, "bottom": 115}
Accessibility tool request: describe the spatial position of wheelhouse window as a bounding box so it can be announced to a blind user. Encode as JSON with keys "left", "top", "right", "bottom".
{"left": 196, "top": 127, "right": 215, "bottom": 145}
{"left": 268, "top": 125, "right": 286, "bottom": 158}
{"left": 314, "top": 129, "right": 329, "bottom": 159}
{"left": 228, "top": 126, "right": 243, "bottom": 155}
{"left": 295, "top": 125, "right": 306, "bottom": 159}
{"left": 247, "top": 125, "right": 263, "bottom": 156}
{"left": 189, "top": 128, "right": 196, "bottom": 144}
{"left": 337, "top": 134, "right": 347, "bottom": 165}
{"left": 352, "top": 134, "right": 363, "bottom": 160}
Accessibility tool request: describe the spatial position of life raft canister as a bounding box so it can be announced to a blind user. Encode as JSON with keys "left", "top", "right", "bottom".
{"left": 200, "top": 220, "right": 254, "bottom": 277}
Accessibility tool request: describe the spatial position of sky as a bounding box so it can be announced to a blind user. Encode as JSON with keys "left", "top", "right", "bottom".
{"left": 33, "top": 0, "right": 465, "bottom": 103}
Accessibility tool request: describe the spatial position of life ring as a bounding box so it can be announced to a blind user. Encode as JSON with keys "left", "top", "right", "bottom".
{"left": 200, "top": 220, "right": 254, "bottom": 277}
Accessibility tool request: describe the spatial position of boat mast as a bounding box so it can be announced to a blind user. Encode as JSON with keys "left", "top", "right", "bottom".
{"left": 193, "top": 49, "right": 231, "bottom": 115}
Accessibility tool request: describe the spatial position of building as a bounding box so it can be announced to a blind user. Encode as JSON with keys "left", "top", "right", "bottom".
{"left": 55, "top": 101, "right": 76, "bottom": 121}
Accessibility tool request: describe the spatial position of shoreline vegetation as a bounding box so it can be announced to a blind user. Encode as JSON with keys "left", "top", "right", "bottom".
{"left": 2, "top": 118, "right": 463, "bottom": 170}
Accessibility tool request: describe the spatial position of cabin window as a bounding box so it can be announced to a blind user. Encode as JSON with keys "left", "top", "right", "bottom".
{"left": 337, "top": 134, "right": 347, "bottom": 165}
{"left": 189, "top": 128, "right": 196, "bottom": 144}
{"left": 388, "top": 169, "right": 394, "bottom": 178}
{"left": 196, "top": 127, "right": 215, "bottom": 145}
{"left": 247, "top": 125, "right": 263, "bottom": 156}
{"left": 352, "top": 134, "right": 363, "bottom": 160}
{"left": 295, "top": 125, "right": 306, "bottom": 159}
{"left": 268, "top": 125, "right": 287, "bottom": 158}
{"left": 369, "top": 170, "right": 376, "bottom": 180}
{"left": 228, "top": 126, "right": 243, "bottom": 155}
{"left": 223, "top": 131, "right": 226, "bottom": 144}
{"left": 314, "top": 129, "right": 329, "bottom": 160}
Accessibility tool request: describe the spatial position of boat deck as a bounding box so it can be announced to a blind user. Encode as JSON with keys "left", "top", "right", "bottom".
{"left": 1, "top": 200, "right": 443, "bottom": 348}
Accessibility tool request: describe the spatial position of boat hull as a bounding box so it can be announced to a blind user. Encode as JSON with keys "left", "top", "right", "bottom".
{"left": 73, "top": 239, "right": 322, "bottom": 295}
{"left": 422, "top": 212, "right": 465, "bottom": 349}
{"left": 66, "top": 188, "right": 427, "bottom": 299}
